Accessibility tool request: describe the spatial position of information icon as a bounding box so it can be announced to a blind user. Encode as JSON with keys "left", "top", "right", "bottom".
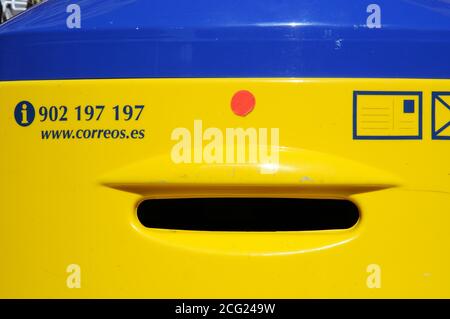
{"left": 14, "top": 100, "right": 35, "bottom": 127}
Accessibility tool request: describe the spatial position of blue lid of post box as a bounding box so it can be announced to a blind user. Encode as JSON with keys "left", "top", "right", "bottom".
{"left": 1, "top": 0, "right": 450, "bottom": 81}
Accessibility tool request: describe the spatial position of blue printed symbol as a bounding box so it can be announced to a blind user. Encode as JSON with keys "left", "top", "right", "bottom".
{"left": 431, "top": 92, "right": 450, "bottom": 140}
{"left": 403, "top": 100, "right": 415, "bottom": 113}
{"left": 353, "top": 91, "right": 422, "bottom": 140}
{"left": 14, "top": 100, "right": 35, "bottom": 127}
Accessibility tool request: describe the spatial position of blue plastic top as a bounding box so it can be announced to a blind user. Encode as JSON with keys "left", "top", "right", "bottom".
{"left": 1, "top": 0, "right": 450, "bottom": 80}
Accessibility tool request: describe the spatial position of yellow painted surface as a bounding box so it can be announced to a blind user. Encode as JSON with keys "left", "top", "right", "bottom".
{"left": 0, "top": 78, "right": 449, "bottom": 298}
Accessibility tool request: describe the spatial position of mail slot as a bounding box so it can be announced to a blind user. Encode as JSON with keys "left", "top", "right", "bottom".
{"left": 0, "top": 0, "right": 449, "bottom": 299}
{"left": 137, "top": 198, "right": 360, "bottom": 231}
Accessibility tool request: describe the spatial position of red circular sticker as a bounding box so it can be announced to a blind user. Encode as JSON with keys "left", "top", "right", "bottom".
{"left": 231, "top": 90, "right": 255, "bottom": 116}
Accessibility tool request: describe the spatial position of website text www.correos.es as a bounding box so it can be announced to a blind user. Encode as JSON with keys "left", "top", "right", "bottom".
{"left": 40, "top": 128, "right": 145, "bottom": 140}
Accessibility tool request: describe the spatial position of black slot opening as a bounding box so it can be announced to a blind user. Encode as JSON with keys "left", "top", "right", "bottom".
{"left": 137, "top": 198, "right": 359, "bottom": 232}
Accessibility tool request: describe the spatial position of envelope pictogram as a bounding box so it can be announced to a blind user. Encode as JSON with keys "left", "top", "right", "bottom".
{"left": 432, "top": 92, "right": 450, "bottom": 140}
